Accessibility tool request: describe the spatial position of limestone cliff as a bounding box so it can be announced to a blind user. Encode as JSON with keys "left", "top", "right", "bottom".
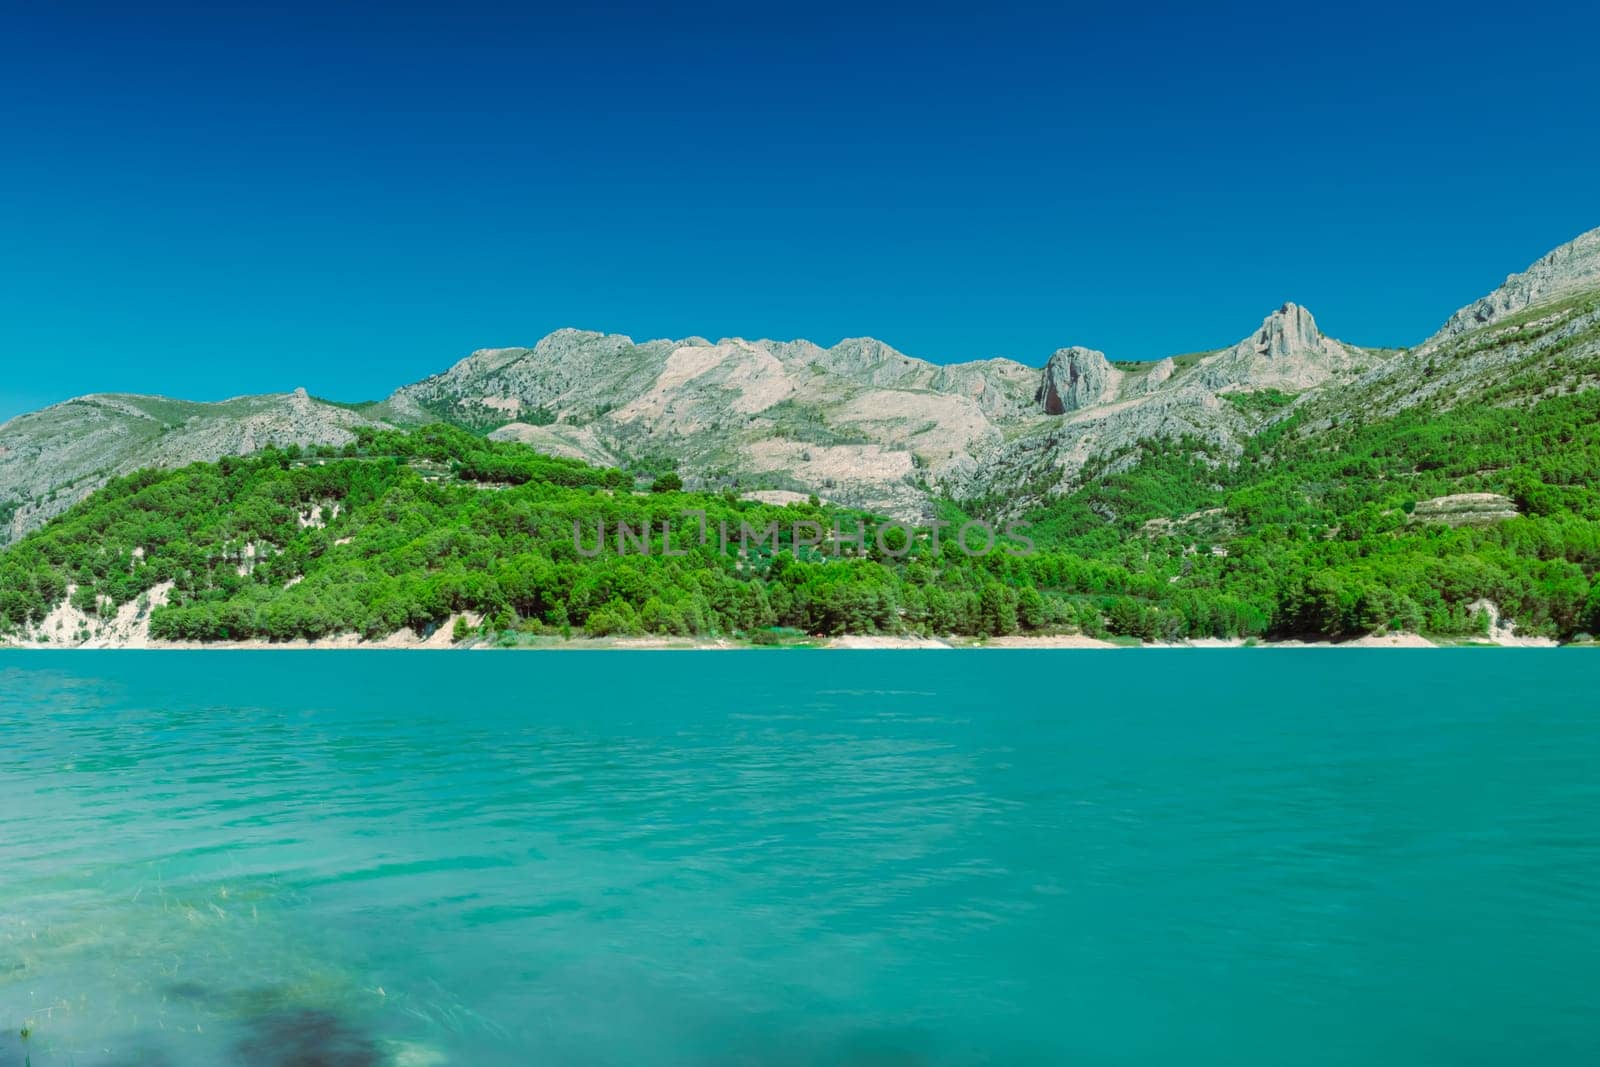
{"left": 1035, "top": 348, "right": 1123, "bottom": 414}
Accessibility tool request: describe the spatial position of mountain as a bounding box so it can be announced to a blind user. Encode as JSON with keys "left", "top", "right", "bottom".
{"left": 2, "top": 227, "right": 1597, "bottom": 547}
{"left": 940, "top": 302, "right": 1387, "bottom": 511}
{"left": 3, "top": 343, "right": 1597, "bottom": 647}
{"left": 0, "top": 389, "right": 385, "bottom": 544}
{"left": 3, "top": 226, "right": 1600, "bottom": 647}
{"left": 1428, "top": 227, "right": 1600, "bottom": 344}
{"left": 1192, "top": 302, "right": 1373, "bottom": 391}
{"left": 376, "top": 331, "right": 1044, "bottom": 519}
{"left": 372, "top": 303, "right": 1384, "bottom": 521}
{"left": 1286, "top": 232, "right": 1600, "bottom": 439}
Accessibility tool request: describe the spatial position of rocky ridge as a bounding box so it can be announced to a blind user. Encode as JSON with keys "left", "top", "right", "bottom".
{"left": 1290, "top": 228, "right": 1600, "bottom": 431}
{"left": 368, "top": 302, "right": 1387, "bottom": 519}
{"left": 3, "top": 227, "right": 1598, "bottom": 542}
{"left": 1428, "top": 226, "right": 1600, "bottom": 344}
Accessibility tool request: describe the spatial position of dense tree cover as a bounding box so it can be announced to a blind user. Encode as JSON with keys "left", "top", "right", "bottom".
{"left": 1004, "top": 385, "right": 1600, "bottom": 640}
{"left": 0, "top": 426, "right": 1054, "bottom": 643}
{"left": 1221, "top": 388, "right": 1298, "bottom": 416}
{"left": 5, "top": 382, "right": 1600, "bottom": 644}
{"left": 649, "top": 472, "right": 684, "bottom": 493}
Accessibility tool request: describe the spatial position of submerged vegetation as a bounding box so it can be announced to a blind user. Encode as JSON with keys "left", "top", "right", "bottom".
{"left": 4, "top": 379, "right": 1600, "bottom": 645}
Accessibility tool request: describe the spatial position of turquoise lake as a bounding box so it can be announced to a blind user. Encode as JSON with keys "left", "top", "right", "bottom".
{"left": 1, "top": 651, "right": 1597, "bottom": 1065}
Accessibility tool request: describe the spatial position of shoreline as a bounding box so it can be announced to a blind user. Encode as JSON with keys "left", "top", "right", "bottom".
{"left": 0, "top": 632, "right": 1577, "bottom": 651}
{"left": 0, "top": 601, "right": 1572, "bottom": 651}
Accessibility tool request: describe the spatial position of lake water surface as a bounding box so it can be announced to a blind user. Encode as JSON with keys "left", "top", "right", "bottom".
{"left": 2, "top": 651, "right": 1597, "bottom": 1065}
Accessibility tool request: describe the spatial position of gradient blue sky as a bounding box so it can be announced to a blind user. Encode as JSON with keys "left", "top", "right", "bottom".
{"left": 3, "top": 1, "right": 1597, "bottom": 420}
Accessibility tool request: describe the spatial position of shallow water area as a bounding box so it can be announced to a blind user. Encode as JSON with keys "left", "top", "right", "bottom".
{"left": 2, "top": 650, "right": 1598, "bottom": 1065}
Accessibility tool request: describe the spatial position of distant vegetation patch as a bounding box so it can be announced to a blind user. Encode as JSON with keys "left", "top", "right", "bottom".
{"left": 1221, "top": 388, "right": 1298, "bottom": 416}
{"left": 758, "top": 400, "right": 874, "bottom": 446}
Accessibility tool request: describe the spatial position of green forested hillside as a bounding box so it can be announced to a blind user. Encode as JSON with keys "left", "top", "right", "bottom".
{"left": 1012, "top": 383, "right": 1600, "bottom": 639}
{"left": 0, "top": 426, "right": 1055, "bottom": 644}
{"left": 4, "top": 386, "right": 1600, "bottom": 645}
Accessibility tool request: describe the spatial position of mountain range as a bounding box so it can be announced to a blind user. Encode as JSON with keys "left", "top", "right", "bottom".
{"left": 4, "top": 227, "right": 1598, "bottom": 546}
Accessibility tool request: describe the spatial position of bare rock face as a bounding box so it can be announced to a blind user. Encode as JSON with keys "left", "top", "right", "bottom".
{"left": 1036, "top": 347, "right": 1122, "bottom": 414}
{"left": 1254, "top": 302, "right": 1321, "bottom": 360}
{"left": 377, "top": 329, "right": 1047, "bottom": 519}
{"left": 1139, "top": 357, "right": 1176, "bottom": 393}
{"left": 1298, "top": 259, "right": 1600, "bottom": 428}
{"left": 1428, "top": 226, "right": 1600, "bottom": 344}
{"left": 808, "top": 337, "right": 922, "bottom": 387}
{"left": 1195, "top": 303, "right": 1367, "bottom": 392}
{"left": 929, "top": 359, "right": 1041, "bottom": 420}
{"left": 379, "top": 330, "right": 680, "bottom": 428}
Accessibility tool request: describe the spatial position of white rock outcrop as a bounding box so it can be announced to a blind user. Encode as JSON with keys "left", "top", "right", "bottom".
{"left": 1036, "top": 347, "right": 1123, "bottom": 414}
{"left": 1196, "top": 303, "right": 1367, "bottom": 392}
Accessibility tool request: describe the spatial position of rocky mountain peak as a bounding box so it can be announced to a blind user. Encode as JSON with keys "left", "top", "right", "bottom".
{"left": 802, "top": 336, "right": 934, "bottom": 389}
{"left": 1189, "top": 302, "right": 1365, "bottom": 392}
{"left": 1252, "top": 303, "right": 1324, "bottom": 360}
{"left": 829, "top": 337, "right": 914, "bottom": 366}
{"left": 1036, "top": 347, "right": 1121, "bottom": 414}
{"left": 542, "top": 327, "right": 621, "bottom": 345}
{"left": 1429, "top": 226, "right": 1600, "bottom": 344}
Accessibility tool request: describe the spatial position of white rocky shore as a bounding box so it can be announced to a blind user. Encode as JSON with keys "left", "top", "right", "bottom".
{"left": 0, "top": 584, "right": 1568, "bottom": 652}
{"left": 2, "top": 628, "right": 1567, "bottom": 651}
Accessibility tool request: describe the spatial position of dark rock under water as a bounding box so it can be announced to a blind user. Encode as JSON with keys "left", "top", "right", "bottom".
{"left": 233, "top": 1010, "right": 379, "bottom": 1067}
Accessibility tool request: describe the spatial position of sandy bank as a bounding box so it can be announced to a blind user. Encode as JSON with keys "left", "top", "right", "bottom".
{"left": 826, "top": 635, "right": 952, "bottom": 649}
{"left": 1333, "top": 632, "right": 1438, "bottom": 648}
{"left": 975, "top": 634, "right": 1120, "bottom": 649}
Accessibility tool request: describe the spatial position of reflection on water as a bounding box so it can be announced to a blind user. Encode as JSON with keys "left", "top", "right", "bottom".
{"left": 2, "top": 651, "right": 1598, "bottom": 1065}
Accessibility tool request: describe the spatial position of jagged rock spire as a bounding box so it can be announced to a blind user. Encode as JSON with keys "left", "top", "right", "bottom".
{"left": 1252, "top": 303, "right": 1323, "bottom": 360}
{"left": 1193, "top": 303, "right": 1363, "bottom": 392}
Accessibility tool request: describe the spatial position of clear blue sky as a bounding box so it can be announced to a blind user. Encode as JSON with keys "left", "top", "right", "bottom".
{"left": 3, "top": 1, "right": 1597, "bottom": 420}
